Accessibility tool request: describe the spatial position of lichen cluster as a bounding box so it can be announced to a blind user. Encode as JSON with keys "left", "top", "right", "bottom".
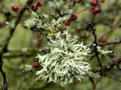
{"left": 36, "top": 31, "right": 91, "bottom": 86}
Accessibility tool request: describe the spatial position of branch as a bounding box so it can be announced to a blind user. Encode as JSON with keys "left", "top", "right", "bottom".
{"left": 89, "top": 77, "right": 96, "bottom": 90}
{"left": 0, "top": 0, "right": 34, "bottom": 90}
{"left": 104, "top": 57, "right": 121, "bottom": 70}
{"left": 98, "top": 23, "right": 121, "bottom": 41}
{"left": 3, "top": 49, "right": 49, "bottom": 58}
{"left": 99, "top": 39, "right": 121, "bottom": 46}
{"left": 3, "top": 52, "right": 34, "bottom": 58}
{"left": 91, "top": 57, "right": 121, "bottom": 89}
{"left": 92, "top": 28, "right": 102, "bottom": 68}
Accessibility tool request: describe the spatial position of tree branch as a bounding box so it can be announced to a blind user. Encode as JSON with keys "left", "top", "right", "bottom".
{"left": 0, "top": 0, "right": 34, "bottom": 90}
{"left": 99, "top": 39, "right": 121, "bottom": 46}
{"left": 92, "top": 28, "right": 102, "bottom": 68}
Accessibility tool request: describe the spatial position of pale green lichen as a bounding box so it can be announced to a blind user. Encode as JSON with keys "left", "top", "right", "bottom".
{"left": 36, "top": 30, "right": 91, "bottom": 86}
{"left": 97, "top": 46, "right": 113, "bottom": 55}
{"left": 24, "top": 11, "right": 67, "bottom": 35}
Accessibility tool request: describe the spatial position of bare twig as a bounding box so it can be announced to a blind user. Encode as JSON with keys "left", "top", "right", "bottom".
{"left": 3, "top": 48, "right": 49, "bottom": 58}
{"left": 89, "top": 77, "right": 96, "bottom": 90}
{"left": 0, "top": 0, "right": 34, "bottom": 90}
{"left": 99, "top": 39, "right": 121, "bottom": 46}
{"left": 106, "top": 76, "right": 121, "bottom": 83}
{"left": 92, "top": 28, "right": 102, "bottom": 68}
{"left": 3, "top": 52, "right": 34, "bottom": 58}
{"left": 98, "top": 23, "right": 121, "bottom": 40}
{"left": 77, "top": 7, "right": 88, "bottom": 15}
{"left": 91, "top": 57, "right": 121, "bottom": 89}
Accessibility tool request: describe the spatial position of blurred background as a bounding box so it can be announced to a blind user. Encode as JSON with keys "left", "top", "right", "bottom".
{"left": 0, "top": 0, "right": 121, "bottom": 90}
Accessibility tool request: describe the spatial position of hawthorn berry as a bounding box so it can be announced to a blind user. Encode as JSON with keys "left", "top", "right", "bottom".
{"left": 94, "top": 7, "right": 101, "bottom": 13}
{"left": 100, "top": 38, "right": 106, "bottom": 43}
{"left": 36, "top": 0, "right": 43, "bottom": 7}
{"left": 31, "top": 5, "right": 38, "bottom": 11}
{"left": 4, "top": 12, "right": 11, "bottom": 17}
{"left": 12, "top": 5, "right": 19, "bottom": 11}
{"left": 91, "top": 9, "right": 96, "bottom": 15}
{"left": 1, "top": 23, "right": 6, "bottom": 27}
{"left": 100, "top": 0, "right": 104, "bottom": 3}
{"left": 65, "top": 20, "right": 71, "bottom": 26}
{"left": 70, "top": 13, "right": 78, "bottom": 21}
{"left": 33, "top": 62, "right": 39, "bottom": 68}
{"left": 91, "top": 7, "right": 101, "bottom": 15}
{"left": 90, "top": 0, "right": 98, "bottom": 6}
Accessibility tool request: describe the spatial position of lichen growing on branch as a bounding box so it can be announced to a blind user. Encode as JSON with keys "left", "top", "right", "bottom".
{"left": 36, "top": 30, "right": 91, "bottom": 86}
{"left": 24, "top": 11, "right": 67, "bottom": 35}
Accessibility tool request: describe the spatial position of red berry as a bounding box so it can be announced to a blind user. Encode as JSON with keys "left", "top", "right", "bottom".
{"left": 36, "top": 0, "right": 43, "bottom": 7}
{"left": 12, "top": 5, "right": 19, "bottom": 11}
{"left": 92, "top": 9, "right": 96, "bottom": 15}
{"left": 100, "top": 0, "right": 104, "bottom": 3}
{"left": 33, "top": 62, "right": 39, "bottom": 68}
{"left": 91, "top": 7, "right": 101, "bottom": 15}
{"left": 31, "top": 5, "right": 38, "bottom": 11}
{"left": 65, "top": 21, "right": 71, "bottom": 26}
{"left": 0, "top": 23, "right": 6, "bottom": 27}
{"left": 100, "top": 38, "right": 106, "bottom": 43}
{"left": 90, "top": 0, "right": 98, "bottom": 6}
{"left": 94, "top": 7, "right": 101, "bottom": 13}
{"left": 70, "top": 13, "right": 78, "bottom": 21}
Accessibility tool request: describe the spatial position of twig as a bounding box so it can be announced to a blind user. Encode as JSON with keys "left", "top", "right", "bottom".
{"left": 3, "top": 48, "right": 49, "bottom": 58}
{"left": 90, "top": 56, "right": 121, "bottom": 89}
{"left": 92, "top": 28, "right": 102, "bottom": 68}
{"left": 106, "top": 76, "right": 121, "bottom": 83}
{"left": 99, "top": 39, "right": 121, "bottom": 46}
{"left": 3, "top": 52, "right": 35, "bottom": 58}
{"left": 89, "top": 77, "right": 96, "bottom": 90}
{"left": 77, "top": 7, "right": 88, "bottom": 15}
{"left": 98, "top": 23, "right": 121, "bottom": 40}
{"left": 0, "top": 55, "right": 7, "bottom": 90}
{"left": 0, "top": 0, "right": 34, "bottom": 90}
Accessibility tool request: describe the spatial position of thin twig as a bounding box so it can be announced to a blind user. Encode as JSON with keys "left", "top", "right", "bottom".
{"left": 0, "top": 0, "right": 34, "bottom": 90}
{"left": 98, "top": 23, "right": 121, "bottom": 40}
{"left": 3, "top": 52, "right": 35, "bottom": 58}
{"left": 92, "top": 28, "right": 102, "bottom": 68}
{"left": 89, "top": 77, "right": 96, "bottom": 90}
{"left": 99, "top": 39, "right": 121, "bottom": 46}
{"left": 77, "top": 7, "right": 88, "bottom": 15}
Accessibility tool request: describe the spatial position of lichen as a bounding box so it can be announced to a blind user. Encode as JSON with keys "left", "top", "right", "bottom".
{"left": 36, "top": 30, "right": 91, "bottom": 86}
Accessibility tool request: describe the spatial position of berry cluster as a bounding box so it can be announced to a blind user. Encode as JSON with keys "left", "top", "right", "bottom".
{"left": 65, "top": 13, "right": 78, "bottom": 26}
{"left": 1, "top": 0, "right": 43, "bottom": 28}
{"left": 31, "top": 0, "right": 43, "bottom": 11}
{"left": 11, "top": 0, "right": 43, "bottom": 12}
{"left": 90, "top": 0, "right": 104, "bottom": 15}
{"left": 1, "top": 5, "right": 20, "bottom": 28}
